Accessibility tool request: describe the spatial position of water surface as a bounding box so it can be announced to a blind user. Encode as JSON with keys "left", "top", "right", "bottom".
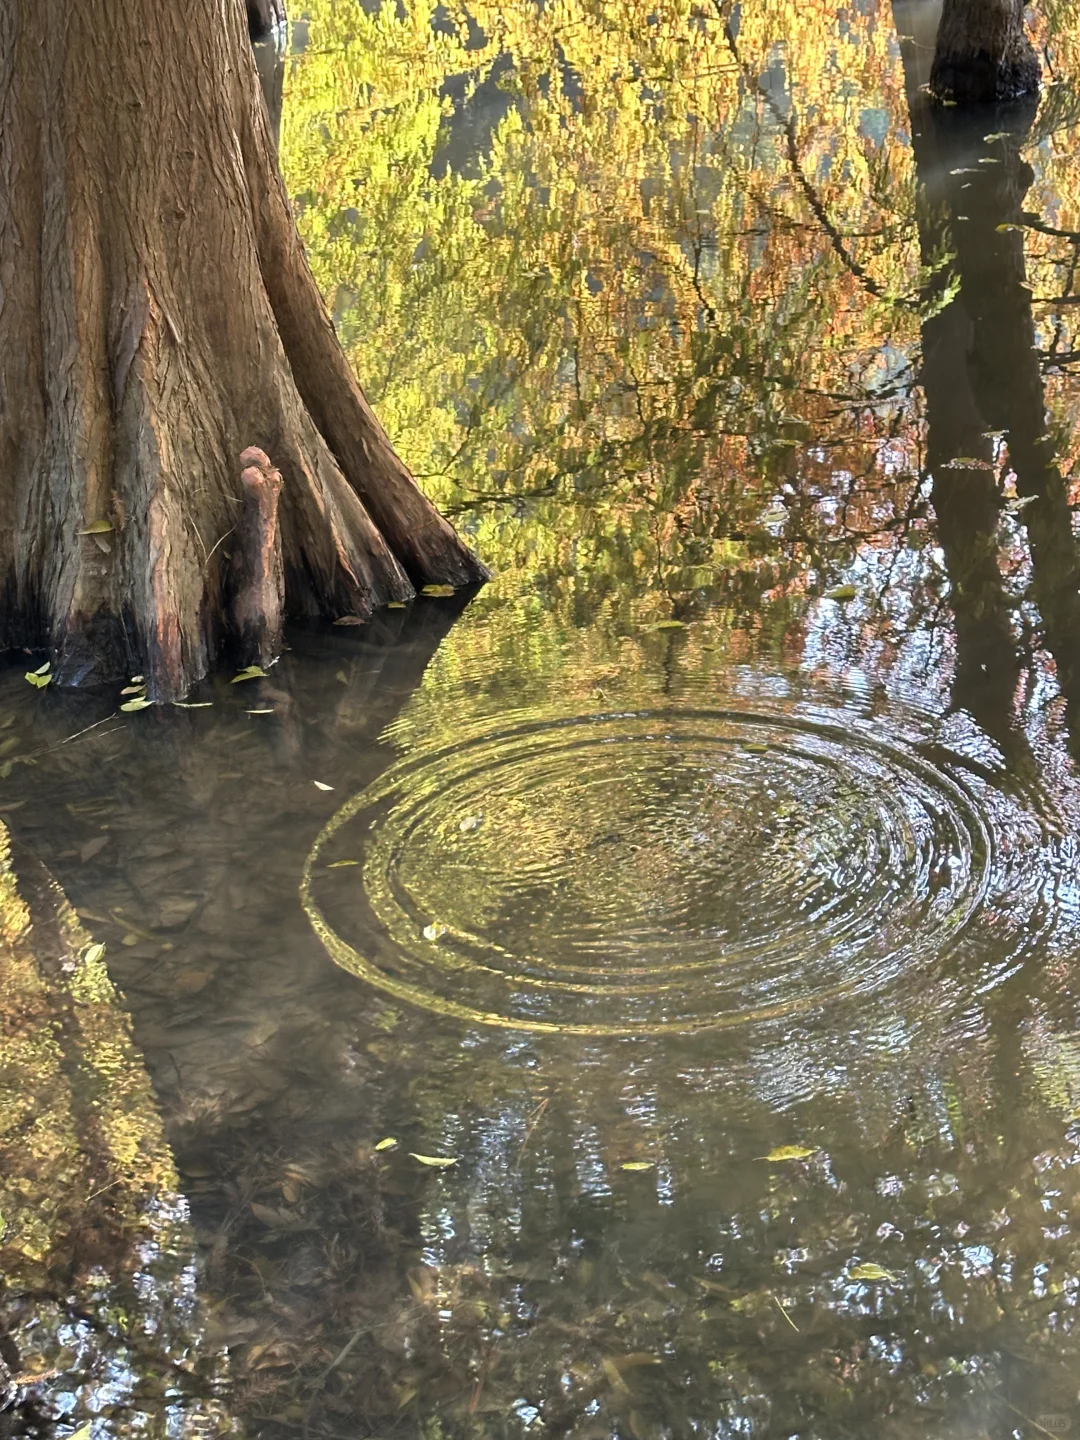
{"left": 7, "top": 1, "right": 1080, "bottom": 1436}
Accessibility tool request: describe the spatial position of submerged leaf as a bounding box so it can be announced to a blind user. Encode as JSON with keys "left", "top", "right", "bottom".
{"left": 374, "top": 1137, "right": 398, "bottom": 1152}
{"left": 848, "top": 1262, "right": 898, "bottom": 1283}
{"left": 823, "top": 585, "right": 857, "bottom": 602}
{"left": 761, "top": 1145, "right": 817, "bottom": 1162}
{"left": 408, "top": 1153, "right": 458, "bottom": 1168}
{"left": 231, "top": 665, "right": 266, "bottom": 683}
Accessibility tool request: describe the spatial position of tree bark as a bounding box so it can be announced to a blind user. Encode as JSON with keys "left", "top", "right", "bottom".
{"left": 0, "top": 0, "right": 487, "bottom": 700}
{"left": 930, "top": 0, "right": 1039, "bottom": 104}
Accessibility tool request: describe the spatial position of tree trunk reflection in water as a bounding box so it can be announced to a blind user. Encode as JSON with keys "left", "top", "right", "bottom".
{"left": 896, "top": 0, "right": 1080, "bottom": 767}
{"left": 2, "top": 604, "right": 465, "bottom": 1433}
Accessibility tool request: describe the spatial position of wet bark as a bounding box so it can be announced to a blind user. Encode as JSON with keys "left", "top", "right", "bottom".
{"left": 929, "top": 0, "right": 1039, "bottom": 104}
{"left": 0, "top": 0, "right": 487, "bottom": 701}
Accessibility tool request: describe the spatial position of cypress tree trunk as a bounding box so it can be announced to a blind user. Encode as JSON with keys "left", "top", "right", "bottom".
{"left": 0, "top": 0, "right": 487, "bottom": 700}
{"left": 930, "top": 0, "right": 1039, "bottom": 104}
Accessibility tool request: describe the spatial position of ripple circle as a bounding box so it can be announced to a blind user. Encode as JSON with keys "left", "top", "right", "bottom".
{"left": 301, "top": 707, "right": 992, "bottom": 1035}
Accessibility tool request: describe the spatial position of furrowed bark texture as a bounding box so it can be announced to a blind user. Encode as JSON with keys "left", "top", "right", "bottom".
{"left": 0, "top": 0, "right": 486, "bottom": 699}
{"left": 930, "top": 0, "right": 1039, "bottom": 104}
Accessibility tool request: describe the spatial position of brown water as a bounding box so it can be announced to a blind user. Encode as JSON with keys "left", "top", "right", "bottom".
{"left": 6, "top": 1, "right": 1080, "bottom": 1436}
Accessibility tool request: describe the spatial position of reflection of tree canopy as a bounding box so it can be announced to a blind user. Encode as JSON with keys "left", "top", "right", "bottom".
{"left": 281, "top": 0, "right": 1080, "bottom": 731}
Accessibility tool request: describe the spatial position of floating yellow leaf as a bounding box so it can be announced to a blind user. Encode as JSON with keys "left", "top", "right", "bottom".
{"left": 120, "top": 697, "right": 152, "bottom": 712}
{"left": 760, "top": 1146, "right": 817, "bottom": 1162}
{"left": 848, "top": 1263, "right": 897, "bottom": 1283}
{"left": 374, "top": 1137, "right": 398, "bottom": 1152}
{"left": 621, "top": 1161, "right": 655, "bottom": 1171}
{"left": 423, "top": 923, "right": 447, "bottom": 941}
{"left": 421, "top": 584, "right": 456, "bottom": 597}
{"left": 24, "top": 670, "right": 51, "bottom": 689}
{"left": 652, "top": 619, "right": 686, "bottom": 630}
{"left": 328, "top": 859, "right": 359, "bottom": 868}
{"left": 459, "top": 815, "right": 484, "bottom": 833}
{"left": 79, "top": 519, "right": 114, "bottom": 535}
{"left": 83, "top": 943, "right": 106, "bottom": 966}
{"left": 387, "top": 601, "right": 407, "bottom": 609}
{"left": 824, "top": 585, "right": 856, "bottom": 602}
{"left": 313, "top": 781, "right": 334, "bottom": 791}
{"left": 231, "top": 665, "right": 266, "bottom": 682}
{"left": 408, "top": 1153, "right": 457, "bottom": 1167}
{"left": 172, "top": 700, "right": 213, "bottom": 708}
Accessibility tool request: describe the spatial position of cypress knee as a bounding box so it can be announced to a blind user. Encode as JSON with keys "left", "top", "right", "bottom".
{"left": 231, "top": 448, "right": 285, "bottom": 668}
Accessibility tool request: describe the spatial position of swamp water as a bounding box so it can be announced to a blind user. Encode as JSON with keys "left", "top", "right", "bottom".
{"left": 7, "top": 0, "right": 1080, "bottom": 1435}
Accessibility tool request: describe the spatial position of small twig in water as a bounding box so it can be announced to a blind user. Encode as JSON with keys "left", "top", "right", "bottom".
{"left": 772, "top": 1294, "right": 800, "bottom": 1331}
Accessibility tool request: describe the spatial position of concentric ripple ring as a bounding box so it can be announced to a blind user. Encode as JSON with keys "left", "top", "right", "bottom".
{"left": 300, "top": 706, "right": 993, "bottom": 1035}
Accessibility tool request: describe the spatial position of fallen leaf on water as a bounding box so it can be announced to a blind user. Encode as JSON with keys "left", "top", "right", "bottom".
{"left": 79, "top": 519, "right": 114, "bottom": 535}
{"left": 313, "top": 781, "right": 334, "bottom": 791}
{"left": 120, "top": 697, "right": 152, "bottom": 712}
{"left": 743, "top": 742, "right": 770, "bottom": 754}
{"left": 80, "top": 837, "right": 109, "bottom": 862}
{"left": 421, "top": 584, "right": 456, "bottom": 597}
{"left": 621, "top": 1161, "right": 655, "bottom": 1171}
{"left": 995, "top": 221, "right": 1023, "bottom": 232}
{"left": 172, "top": 701, "right": 214, "bottom": 708}
{"left": 408, "top": 1153, "right": 457, "bottom": 1168}
{"left": 459, "top": 815, "right": 484, "bottom": 833}
{"left": 652, "top": 619, "right": 686, "bottom": 630}
{"left": 760, "top": 1145, "right": 818, "bottom": 1162}
{"left": 68, "top": 1425, "right": 93, "bottom": 1440}
{"left": 984, "top": 131, "right": 1011, "bottom": 142}
{"left": 423, "top": 923, "right": 447, "bottom": 941}
{"left": 328, "top": 859, "right": 359, "bottom": 868}
{"left": 609, "top": 1353, "right": 662, "bottom": 1371}
{"left": 387, "top": 601, "right": 407, "bottom": 609}
{"left": 333, "top": 615, "right": 365, "bottom": 626}
{"left": 824, "top": 585, "right": 857, "bottom": 602}
{"left": 1005, "top": 494, "right": 1036, "bottom": 512}
{"left": 602, "top": 1357, "right": 630, "bottom": 1393}
{"left": 24, "top": 669, "right": 52, "bottom": 689}
{"left": 374, "top": 1137, "right": 398, "bottom": 1152}
{"left": 848, "top": 1262, "right": 897, "bottom": 1283}
{"left": 83, "top": 943, "right": 106, "bottom": 966}
{"left": 120, "top": 684, "right": 146, "bottom": 696}
{"left": 231, "top": 665, "right": 266, "bottom": 683}
{"left": 246, "top": 708, "right": 275, "bottom": 715}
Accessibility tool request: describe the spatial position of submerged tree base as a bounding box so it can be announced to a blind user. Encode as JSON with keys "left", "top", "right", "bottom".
{"left": 930, "top": 0, "right": 1040, "bottom": 104}
{"left": 0, "top": 0, "right": 487, "bottom": 701}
